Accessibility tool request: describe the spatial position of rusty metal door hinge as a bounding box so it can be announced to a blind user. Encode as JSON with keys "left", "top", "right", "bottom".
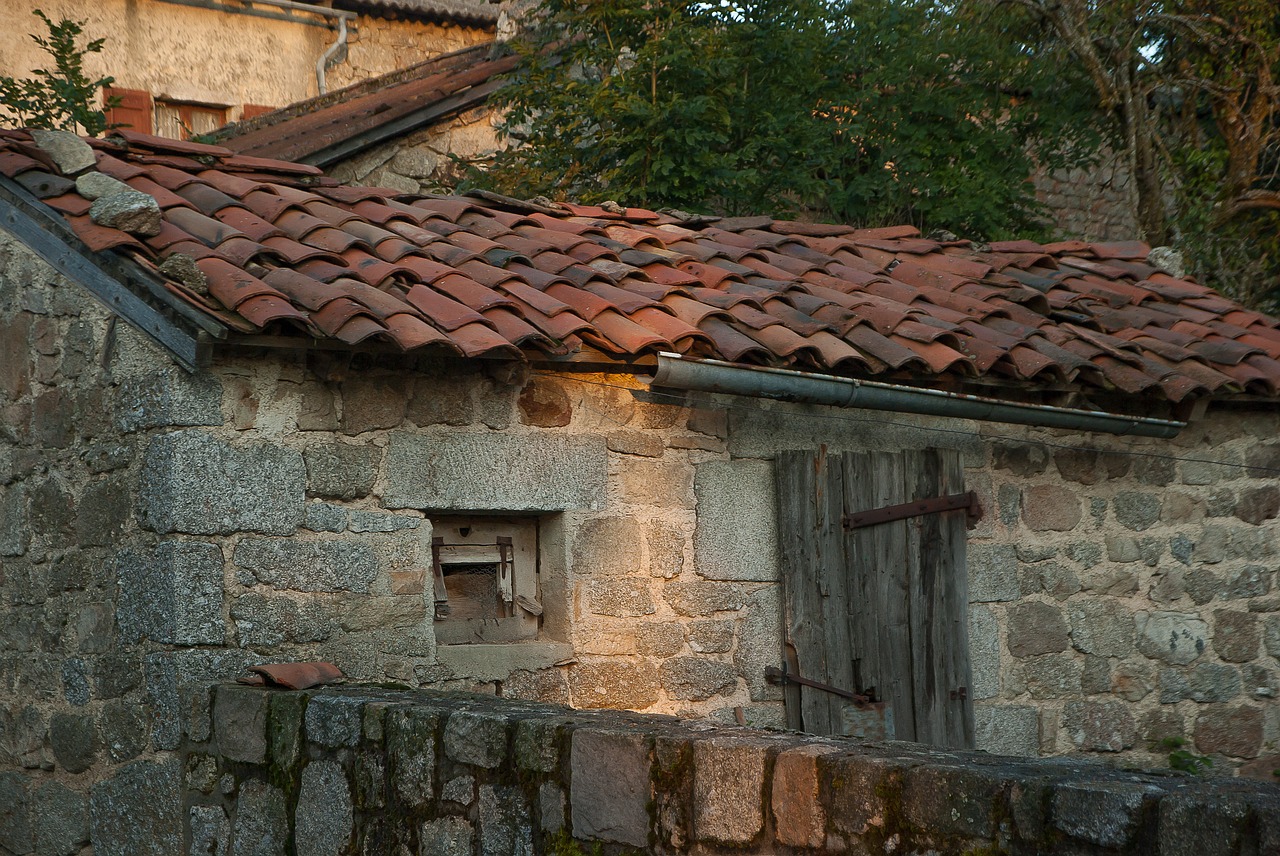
{"left": 950, "top": 686, "right": 968, "bottom": 701}
{"left": 843, "top": 491, "right": 983, "bottom": 531}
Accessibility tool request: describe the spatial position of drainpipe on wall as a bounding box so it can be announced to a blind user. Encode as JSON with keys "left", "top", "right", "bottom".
{"left": 316, "top": 13, "right": 349, "bottom": 95}
{"left": 649, "top": 353, "right": 1187, "bottom": 438}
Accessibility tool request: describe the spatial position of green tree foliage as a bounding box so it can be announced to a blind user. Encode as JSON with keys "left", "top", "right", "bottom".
{"left": 988, "top": 0, "right": 1280, "bottom": 309}
{"left": 0, "top": 9, "right": 117, "bottom": 137}
{"left": 476, "top": 0, "right": 1103, "bottom": 239}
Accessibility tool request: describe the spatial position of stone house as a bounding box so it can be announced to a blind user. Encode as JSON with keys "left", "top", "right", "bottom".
{"left": 0, "top": 0, "right": 499, "bottom": 136}
{"left": 3, "top": 126, "right": 1280, "bottom": 847}
{"left": 215, "top": 40, "right": 516, "bottom": 192}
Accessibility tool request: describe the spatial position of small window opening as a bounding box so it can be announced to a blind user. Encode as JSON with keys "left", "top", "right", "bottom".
{"left": 431, "top": 518, "right": 540, "bottom": 644}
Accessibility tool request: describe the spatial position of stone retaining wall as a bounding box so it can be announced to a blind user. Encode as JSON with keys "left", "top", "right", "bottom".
{"left": 44, "top": 684, "right": 1280, "bottom": 855}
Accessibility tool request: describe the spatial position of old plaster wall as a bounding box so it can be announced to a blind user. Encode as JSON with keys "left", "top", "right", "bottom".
{"left": 0, "top": 0, "right": 489, "bottom": 124}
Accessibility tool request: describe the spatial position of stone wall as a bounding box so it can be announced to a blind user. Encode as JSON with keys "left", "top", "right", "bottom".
{"left": 5, "top": 218, "right": 1280, "bottom": 851}
{"left": 1033, "top": 148, "right": 1140, "bottom": 242}
{"left": 327, "top": 108, "right": 503, "bottom": 194}
{"left": 325, "top": 16, "right": 491, "bottom": 94}
{"left": 40, "top": 683, "right": 1280, "bottom": 856}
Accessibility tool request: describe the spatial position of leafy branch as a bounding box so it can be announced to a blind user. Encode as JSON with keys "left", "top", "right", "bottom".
{"left": 0, "top": 9, "right": 117, "bottom": 136}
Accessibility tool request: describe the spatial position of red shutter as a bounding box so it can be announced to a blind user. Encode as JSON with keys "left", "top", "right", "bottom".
{"left": 103, "top": 86, "right": 152, "bottom": 133}
{"left": 240, "top": 104, "right": 276, "bottom": 120}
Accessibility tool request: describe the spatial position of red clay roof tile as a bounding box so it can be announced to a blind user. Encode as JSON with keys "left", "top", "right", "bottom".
{"left": 10, "top": 130, "right": 1280, "bottom": 409}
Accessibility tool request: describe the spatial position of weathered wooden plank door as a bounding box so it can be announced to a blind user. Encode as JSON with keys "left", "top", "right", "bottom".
{"left": 777, "top": 447, "right": 974, "bottom": 749}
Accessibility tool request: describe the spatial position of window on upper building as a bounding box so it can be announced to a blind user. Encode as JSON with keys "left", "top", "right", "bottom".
{"left": 153, "top": 100, "right": 228, "bottom": 140}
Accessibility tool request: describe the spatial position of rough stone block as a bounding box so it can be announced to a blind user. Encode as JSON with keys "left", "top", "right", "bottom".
{"left": 444, "top": 711, "right": 508, "bottom": 768}
{"left": 116, "top": 541, "right": 224, "bottom": 646}
{"left": 693, "top": 738, "right": 767, "bottom": 845}
{"left": 659, "top": 657, "right": 737, "bottom": 701}
{"left": 1194, "top": 705, "right": 1263, "bottom": 758}
{"left": 694, "top": 460, "right": 778, "bottom": 581}
{"left": 303, "top": 442, "right": 378, "bottom": 500}
{"left": 1012, "top": 654, "right": 1082, "bottom": 699}
{"left": 539, "top": 782, "right": 566, "bottom": 834}
{"left": 1137, "top": 611, "right": 1208, "bottom": 664}
{"left": 586, "top": 579, "right": 655, "bottom": 617}
{"left": 515, "top": 717, "right": 564, "bottom": 773}
{"left": 1069, "top": 599, "right": 1134, "bottom": 656}
{"left": 88, "top": 758, "right": 182, "bottom": 856}
{"left": 1113, "top": 491, "right": 1163, "bottom": 530}
{"left": 571, "top": 730, "right": 651, "bottom": 847}
{"left": 0, "top": 483, "right": 30, "bottom": 557}
{"left": 386, "top": 708, "right": 439, "bottom": 808}
{"left": 0, "top": 772, "right": 32, "bottom": 855}
{"left": 213, "top": 686, "right": 269, "bottom": 764}
{"left": 115, "top": 372, "right": 223, "bottom": 432}
{"left": 617, "top": 457, "right": 693, "bottom": 508}
{"left": 1158, "top": 792, "right": 1252, "bottom": 856}
{"left": 49, "top": 713, "right": 97, "bottom": 774}
{"left": 1063, "top": 700, "right": 1135, "bottom": 752}
{"left": 974, "top": 705, "right": 1039, "bottom": 756}
{"left": 420, "top": 816, "right": 474, "bottom": 856}
{"left": 571, "top": 517, "right": 645, "bottom": 577}
{"left": 295, "top": 761, "right": 352, "bottom": 856}
{"left": 663, "top": 580, "right": 747, "bottom": 616}
{"left": 30, "top": 129, "right": 95, "bottom": 174}
{"left": 75, "top": 475, "right": 131, "bottom": 547}
{"left": 902, "top": 765, "right": 1002, "bottom": 839}
{"left": 772, "top": 745, "right": 838, "bottom": 848}
{"left": 383, "top": 431, "right": 606, "bottom": 511}
{"left": 969, "top": 604, "right": 1000, "bottom": 700}
{"left": 339, "top": 378, "right": 407, "bottom": 434}
{"left": 688, "top": 620, "right": 734, "bottom": 653}
{"left": 303, "top": 502, "right": 347, "bottom": 533}
{"left": 234, "top": 538, "right": 377, "bottom": 593}
{"left": 518, "top": 376, "right": 572, "bottom": 426}
{"left": 305, "top": 696, "right": 365, "bottom": 749}
{"left": 189, "top": 805, "right": 229, "bottom": 856}
{"left": 347, "top": 510, "right": 420, "bottom": 533}
{"left": 1052, "top": 780, "right": 1162, "bottom": 848}
{"left": 232, "top": 593, "right": 334, "bottom": 647}
{"left": 478, "top": 784, "right": 533, "bottom": 856}
{"left": 568, "top": 660, "right": 659, "bottom": 710}
{"left": 636, "top": 622, "right": 685, "bottom": 657}
{"left": 32, "top": 780, "right": 88, "bottom": 856}
{"left": 1007, "top": 601, "right": 1069, "bottom": 657}
{"left": 1213, "top": 610, "right": 1259, "bottom": 662}
{"left": 1022, "top": 484, "right": 1082, "bottom": 531}
{"left": 968, "top": 544, "right": 1020, "bottom": 602}
{"left": 140, "top": 430, "right": 303, "bottom": 535}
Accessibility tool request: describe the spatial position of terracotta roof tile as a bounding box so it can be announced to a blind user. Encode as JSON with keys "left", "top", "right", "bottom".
{"left": 9, "top": 131, "right": 1280, "bottom": 409}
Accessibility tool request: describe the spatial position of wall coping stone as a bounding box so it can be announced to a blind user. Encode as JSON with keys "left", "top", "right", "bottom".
{"left": 186, "top": 684, "right": 1280, "bottom": 855}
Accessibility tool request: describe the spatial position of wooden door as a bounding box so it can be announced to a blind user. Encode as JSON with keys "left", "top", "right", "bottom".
{"left": 776, "top": 447, "right": 974, "bottom": 748}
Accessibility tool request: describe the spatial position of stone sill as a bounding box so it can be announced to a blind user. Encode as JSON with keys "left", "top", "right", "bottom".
{"left": 434, "top": 640, "right": 573, "bottom": 681}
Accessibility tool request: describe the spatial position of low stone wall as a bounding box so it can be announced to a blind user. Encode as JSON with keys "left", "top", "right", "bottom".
{"left": 44, "top": 684, "right": 1275, "bottom": 856}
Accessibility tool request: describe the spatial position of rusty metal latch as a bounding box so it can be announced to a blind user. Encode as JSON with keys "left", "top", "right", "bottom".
{"left": 765, "top": 664, "right": 875, "bottom": 708}
{"left": 843, "top": 491, "right": 983, "bottom": 531}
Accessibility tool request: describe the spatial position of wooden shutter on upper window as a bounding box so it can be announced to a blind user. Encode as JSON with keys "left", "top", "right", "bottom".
{"left": 240, "top": 104, "right": 276, "bottom": 120}
{"left": 103, "top": 87, "right": 152, "bottom": 133}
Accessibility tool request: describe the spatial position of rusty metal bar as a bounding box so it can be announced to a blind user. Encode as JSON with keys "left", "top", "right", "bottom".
{"left": 843, "top": 491, "right": 982, "bottom": 531}
{"left": 765, "top": 665, "right": 871, "bottom": 706}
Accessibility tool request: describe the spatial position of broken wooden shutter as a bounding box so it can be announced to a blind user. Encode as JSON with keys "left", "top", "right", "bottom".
{"left": 776, "top": 447, "right": 974, "bottom": 749}
{"left": 103, "top": 86, "right": 153, "bottom": 133}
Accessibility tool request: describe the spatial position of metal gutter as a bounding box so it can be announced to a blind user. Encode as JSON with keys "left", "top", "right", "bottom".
{"left": 154, "top": 0, "right": 357, "bottom": 28}
{"left": 650, "top": 353, "right": 1186, "bottom": 438}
